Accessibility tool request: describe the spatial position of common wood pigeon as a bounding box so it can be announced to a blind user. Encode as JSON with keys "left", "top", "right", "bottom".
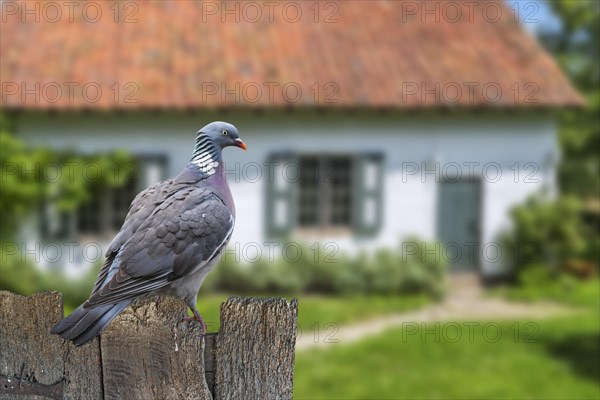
{"left": 51, "top": 121, "right": 247, "bottom": 346}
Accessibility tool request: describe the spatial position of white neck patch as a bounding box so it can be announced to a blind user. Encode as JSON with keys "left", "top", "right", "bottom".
{"left": 191, "top": 134, "right": 220, "bottom": 175}
{"left": 192, "top": 156, "right": 219, "bottom": 175}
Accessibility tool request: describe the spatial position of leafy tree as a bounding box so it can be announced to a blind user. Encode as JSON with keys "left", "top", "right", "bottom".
{"left": 538, "top": 1, "right": 600, "bottom": 200}
{"left": 1, "top": 113, "right": 133, "bottom": 241}
{"left": 0, "top": 112, "right": 134, "bottom": 305}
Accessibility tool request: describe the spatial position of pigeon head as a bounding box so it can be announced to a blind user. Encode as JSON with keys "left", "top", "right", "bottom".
{"left": 197, "top": 121, "right": 247, "bottom": 151}
{"left": 191, "top": 121, "right": 246, "bottom": 175}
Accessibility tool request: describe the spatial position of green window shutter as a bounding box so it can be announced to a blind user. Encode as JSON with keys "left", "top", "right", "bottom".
{"left": 265, "top": 152, "right": 297, "bottom": 238}
{"left": 353, "top": 153, "right": 384, "bottom": 236}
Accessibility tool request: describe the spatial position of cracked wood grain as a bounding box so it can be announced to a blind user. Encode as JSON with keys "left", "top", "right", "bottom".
{"left": 215, "top": 297, "right": 298, "bottom": 400}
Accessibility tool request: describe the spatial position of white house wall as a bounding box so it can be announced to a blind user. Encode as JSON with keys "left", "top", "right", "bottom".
{"left": 16, "top": 111, "right": 557, "bottom": 276}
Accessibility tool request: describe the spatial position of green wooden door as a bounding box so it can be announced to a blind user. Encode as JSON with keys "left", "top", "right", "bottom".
{"left": 437, "top": 180, "right": 481, "bottom": 271}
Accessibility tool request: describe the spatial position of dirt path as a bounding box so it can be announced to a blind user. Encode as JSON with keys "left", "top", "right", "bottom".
{"left": 296, "top": 281, "right": 574, "bottom": 351}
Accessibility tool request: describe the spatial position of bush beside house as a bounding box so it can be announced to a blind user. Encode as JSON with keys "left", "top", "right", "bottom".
{"left": 500, "top": 194, "right": 598, "bottom": 307}
{"left": 208, "top": 241, "right": 448, "bottom": 299}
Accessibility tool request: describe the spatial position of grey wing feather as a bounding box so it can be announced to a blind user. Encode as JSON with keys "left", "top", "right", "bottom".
{"left": 90, "top": 179, "right": 174, "bottom": 295}
{"left": 85, "top": 186, "right": 234, "bottom": 307}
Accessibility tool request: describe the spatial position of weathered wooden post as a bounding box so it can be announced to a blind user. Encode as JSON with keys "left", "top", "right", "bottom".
{"left": 215, "top": 298, "right": 298, "bottom": 399}
{"left": 0, "top": 291, "right": 102, "bottom": 400}
{"left": 0, "top": 291, "right": 298, "bottom": 400}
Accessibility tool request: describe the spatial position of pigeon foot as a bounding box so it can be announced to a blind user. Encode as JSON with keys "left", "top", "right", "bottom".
{"left": 182, "top": 309, "right": 207, "bottom": 336}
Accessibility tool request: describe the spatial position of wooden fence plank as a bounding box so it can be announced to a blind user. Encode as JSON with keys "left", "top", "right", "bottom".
{"left": 215, "top": 297, "right": 298, "bottom": 400}
{"left": 204, "top": 333, "right": 217, "bottom": 397}
{"left": 63, "top": 337, "right": 103, "bottom": 400}
{"left": 0, "top": 291, "right": 102, "bottom": 400}
{"left": 0, "top": 291, "right": 65, "bottom": 389}
{"left": 100, "top": 297, "right": 211, "bottom": 400}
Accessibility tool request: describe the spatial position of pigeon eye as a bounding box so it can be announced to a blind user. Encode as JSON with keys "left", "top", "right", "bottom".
{"left": 222, "top": 130, "right": 228, "bottom": 136}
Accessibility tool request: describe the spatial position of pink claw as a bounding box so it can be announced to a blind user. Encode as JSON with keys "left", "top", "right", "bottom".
{"left": 182, "top": 309, "right": 207, "bottom": 336}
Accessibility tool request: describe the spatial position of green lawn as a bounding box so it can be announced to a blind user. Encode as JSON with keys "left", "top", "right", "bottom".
{"left": 492, "top": 279, "right": 600, "bottom": 309}
{"left": 294, "top": 311, "right": 600, "bottom": 399}
{"left": 197, "top": 293, "right": 432, "bottom": 333}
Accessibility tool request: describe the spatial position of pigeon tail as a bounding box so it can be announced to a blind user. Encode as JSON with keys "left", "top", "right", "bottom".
{"left": 50, "top": 300, "right": 131, "bottom": 346}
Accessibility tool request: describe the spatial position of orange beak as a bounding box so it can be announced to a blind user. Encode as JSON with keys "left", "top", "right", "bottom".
{"left": 234, "top": 138, "right": 247, "bottom": 151}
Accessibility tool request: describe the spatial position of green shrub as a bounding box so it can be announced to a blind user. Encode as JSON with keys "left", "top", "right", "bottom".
{"left": 505, "top": 195, "right": 588, "bottom": 273}
{"left": 297, "top": 244, "right": 340, "bottom": 294}
{"left": 368, "top": 249, "right": 403, "bottom": 294}
{"left": 209, "top": 240, "right": 448, "bottom": 298}
{"left": 499, "top": 195, "right": 599, "bottom": 306}
{"left": 211, "top": 255, "right": 252, "bottom": 293}
{"left": 401, "top": 240, "right": 448, "bottom": 298}
{"left": 269, "top": 259, "right": 307, "bottom": 294}
{"left": 332, "top": 256, "right": 369, "bottom": 295}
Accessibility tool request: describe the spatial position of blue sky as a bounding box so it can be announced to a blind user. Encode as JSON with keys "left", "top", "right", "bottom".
{"left": 507, "top": 0, "right": 562, "bottom": 34}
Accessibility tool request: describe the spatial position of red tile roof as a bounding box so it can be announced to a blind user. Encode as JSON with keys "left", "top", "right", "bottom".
{"left": 0, "top": 0, "right": 583, "bottom": 109}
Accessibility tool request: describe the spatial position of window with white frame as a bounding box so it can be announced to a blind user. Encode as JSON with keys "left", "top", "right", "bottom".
{"left": 266, "top": 152, "right": 383, "bottom": 237}
{"left": 298, "top": 155, "right": 353, "bottom": 229}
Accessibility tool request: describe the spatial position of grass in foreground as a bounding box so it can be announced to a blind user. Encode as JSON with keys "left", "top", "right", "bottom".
{"left": 494, "top": 278, "right": 600, "bottom": 309}
{"left": 294, "top": 311, "right": 600, "bottom": 399}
